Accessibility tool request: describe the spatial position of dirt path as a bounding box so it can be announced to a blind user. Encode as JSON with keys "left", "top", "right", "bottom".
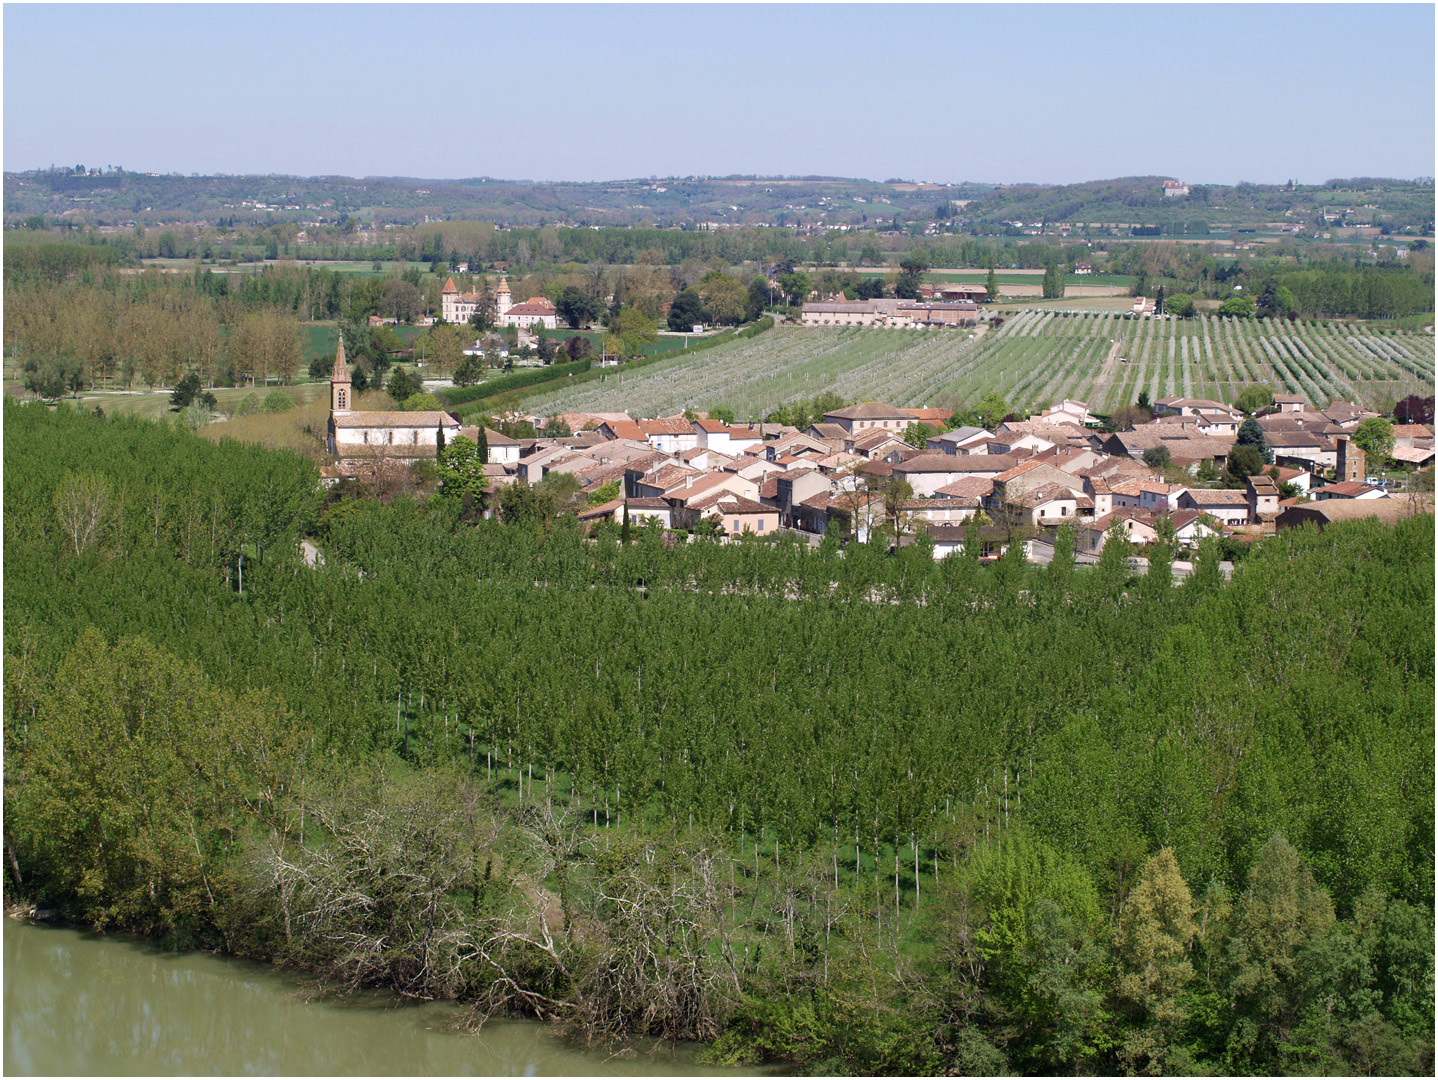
{"left": 1090, "top": 335, "right": 1126, "bottom": 411}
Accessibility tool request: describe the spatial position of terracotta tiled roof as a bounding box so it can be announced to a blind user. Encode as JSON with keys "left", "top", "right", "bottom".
{"left": 898, "top": 497, "right": 981, "bottom": 510}
{"left": 646, "top": 464, "right": 700, "bottom": 489}
{"left": 1183, "top": 489, "right": 1247, "bottom": 505}
{"left": 852, "top": 429, "right": 903, "bottom": 450}
{"left": 824, "top": 402, "right": 911, "bottom": 420}
{"left": 904, "top": 408, "right": 952, "bottom": 422}
{"left": 1319, "top": 480, "right": 1379, "bottom": 498}
{"left": 578, "top": 498, "right": 624, "bottom": 520}
{"left": 934, "top": 476, "right": 995, "bottom": 498}
{"left": 332, "top": 411, "right": 458, "bottom": 428}
{"left": 507, "top": 298, "right": 557, "bottom": 316}
{"left": 603, "top": 420, "right": 648, "bottom": 441}
{"left": 890, "top": 453, "right": 968, "bottom": 473}
{"left": 640, "top": 417, "right": 695, "bottom": 436}
{"left": 1018, "top": 482, "right": 1083, "bottom": 507}
{"left": 1390, "top": 445, "right": 1435, "bottom": 463}
{"left": 693, "top": 493, "right": 770, "bottom": 515}
{"left": 994, "top": 459, "right": 1046, "bottom": 483}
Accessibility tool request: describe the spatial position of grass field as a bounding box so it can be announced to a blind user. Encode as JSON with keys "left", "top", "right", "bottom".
{"left": 525, "top": 315, "right": 1436, "bottom": 419}
{"left": 817, "top": 267, "right": 1137, "bottom": 288}
{"left": 539, "top": 328, "right": 717, "bottom": 359}
{"left": 37, "top": 380, "right": 334, "bottom": 423}
{"left": 302, "top": 322, "right": 429, "bottom": 363}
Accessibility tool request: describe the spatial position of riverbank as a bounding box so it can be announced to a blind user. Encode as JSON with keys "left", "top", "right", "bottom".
{"left": 4, "top": 920, "right": 725, "bottom": 1076}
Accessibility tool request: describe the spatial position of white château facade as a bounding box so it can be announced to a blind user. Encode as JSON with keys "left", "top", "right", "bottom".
{"left": 441, "top": 275, "right": 559, "bottom": 330}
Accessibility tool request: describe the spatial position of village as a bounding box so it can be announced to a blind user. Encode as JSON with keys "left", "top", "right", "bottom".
{"left": 317, "top": 337, "right": 1434, "bottom": 563}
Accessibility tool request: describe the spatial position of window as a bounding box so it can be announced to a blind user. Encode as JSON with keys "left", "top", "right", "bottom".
{"left": 1061, "top": 505, "right": 1068, "bottom": 516}
{"left": 733, "top": 520, "right": 740, "bottom": 533}
{"left": 757, "top": 520, "right": 765, "bottom": 532}
{"left": 337, "top": 389, "right": 346, "bottom": 409}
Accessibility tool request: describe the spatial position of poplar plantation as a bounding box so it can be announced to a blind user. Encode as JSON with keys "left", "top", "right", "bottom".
{"left": 4, "top": 401, "right": 1433, "bottom": 1074}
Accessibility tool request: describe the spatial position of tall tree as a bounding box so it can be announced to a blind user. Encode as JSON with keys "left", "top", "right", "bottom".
{"left": 1236, "top": 417, "right": 1273, "bottom": 465}
{"left": 1042, "top": 261, "right": 1065, "bottom": 300}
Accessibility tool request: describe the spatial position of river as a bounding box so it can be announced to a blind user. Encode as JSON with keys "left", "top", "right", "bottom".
{"left": 3, "top": 919, "right": 731, "bottom": 1075}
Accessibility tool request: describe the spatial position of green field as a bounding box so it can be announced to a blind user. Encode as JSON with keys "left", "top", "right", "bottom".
{"left": 43, "top": 379, "right": 332, "bottom": 422}
{"left": 540, "top": 327, "right": 725, "bottom": 360}
{"left": 526, "top": 315, "right": 1437, "bottom": 419}
{"left": 830, "top": 268, "right": 1137, "bottom": 288}
{"left": 138, "top": 258, "right": 436, "bottom": 276}
{"left": 301, "top": 322, "right": 429, "bottom": 363}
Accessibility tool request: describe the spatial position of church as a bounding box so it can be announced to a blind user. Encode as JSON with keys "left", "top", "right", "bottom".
{"left": 326, "top": 335, "right": 459, "bottom": 460}
{"left": 441, "top": 275, "right": 559, "bottom": 330}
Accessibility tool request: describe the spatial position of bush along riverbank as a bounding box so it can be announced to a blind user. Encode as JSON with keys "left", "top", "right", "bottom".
{"left": 3, "top": 401, "right": 1434, "bottom": 1074}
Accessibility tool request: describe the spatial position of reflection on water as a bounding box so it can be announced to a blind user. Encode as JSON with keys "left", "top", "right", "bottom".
{"left": 4, "top": 920, "right": 726, "bottom": 1076}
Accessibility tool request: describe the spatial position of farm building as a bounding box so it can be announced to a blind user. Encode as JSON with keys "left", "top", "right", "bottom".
{"left": 917, "top": 282, "right": 990, "bottom": 302}
{"left": 800, "top": 298, "right": 978, "bottom": 327}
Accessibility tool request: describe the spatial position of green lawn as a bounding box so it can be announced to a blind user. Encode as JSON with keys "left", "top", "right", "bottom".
{"left": 838, "top": 268, "right": 1136, "bottom": 288}
{"left": 46, "top": 380, "right": 333, "bottom": 423}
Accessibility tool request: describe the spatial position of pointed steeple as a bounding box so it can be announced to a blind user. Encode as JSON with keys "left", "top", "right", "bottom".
{"left": 331, "top": 333, "right": 352, "bottom": 414}
{"left": 333, "top": 333, "right": 350, "bottom": 381}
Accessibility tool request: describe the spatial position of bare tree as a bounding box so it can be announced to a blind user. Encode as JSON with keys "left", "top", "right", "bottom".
{"left": 53, "top": 471, "right": 112, "bottom": 557}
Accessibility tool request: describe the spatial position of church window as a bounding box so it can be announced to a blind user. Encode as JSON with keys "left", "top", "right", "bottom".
{"left": 337, "top": 389, "right": 346, "bottom": 409}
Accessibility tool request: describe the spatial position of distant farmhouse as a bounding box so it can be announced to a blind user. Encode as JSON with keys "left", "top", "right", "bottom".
{"left": 916, "top": 282, "right": 989, "bottom": 302}
{"left": 442, "top": 275, "right": 559, "bottom": 330}
{"left": 800, "top": 297, "right": 979, "bottom": 328}
{"left": 1162, "top": 179, "right": 1190, "bottom": 197}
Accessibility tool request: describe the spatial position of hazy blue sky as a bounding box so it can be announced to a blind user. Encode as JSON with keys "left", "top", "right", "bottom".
{"left": 5, "top": 3, "right": 1433, "bottom": 184}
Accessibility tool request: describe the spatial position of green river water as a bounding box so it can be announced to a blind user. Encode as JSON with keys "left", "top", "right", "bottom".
{"left": 3, "top": 919, "right": 735, "bottom": 1075}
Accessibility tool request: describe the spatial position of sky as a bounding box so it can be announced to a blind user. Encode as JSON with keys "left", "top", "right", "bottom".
{"left": 4, "top": 3, "right": 1434, "bottom": 186}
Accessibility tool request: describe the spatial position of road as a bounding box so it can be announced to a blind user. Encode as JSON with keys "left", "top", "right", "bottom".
{"left": 1027, "top": 539, "right": 1233, "bottom": 580}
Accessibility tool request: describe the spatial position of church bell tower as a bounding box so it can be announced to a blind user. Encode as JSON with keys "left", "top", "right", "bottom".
{"left": 330, "top": 333, "right": 352, "bottom": 413}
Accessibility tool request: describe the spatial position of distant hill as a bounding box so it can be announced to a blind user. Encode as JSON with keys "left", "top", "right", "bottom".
{"left": 4, "top": 169, "right": 1432, "bottom": 235}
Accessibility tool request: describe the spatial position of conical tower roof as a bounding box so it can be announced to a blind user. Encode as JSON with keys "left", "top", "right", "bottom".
{"left": 332, "top": 333, "right": 351, "bottom": 382}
